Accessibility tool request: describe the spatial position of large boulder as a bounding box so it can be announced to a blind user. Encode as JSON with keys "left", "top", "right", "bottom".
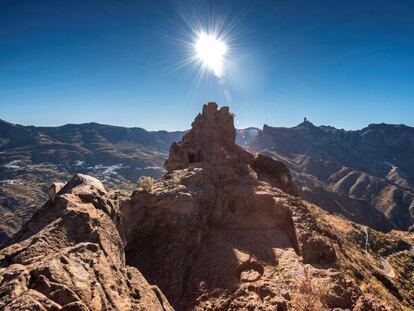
{"left": 0, "top": 174, "right": 172, "bottom": 311}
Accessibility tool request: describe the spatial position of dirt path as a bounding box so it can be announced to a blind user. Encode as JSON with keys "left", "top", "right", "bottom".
{"left": 363, "top": 226, "right": 369, "bottom": 253}
{"left": 380, "top": 258, "right": 396, "bottom": 278}
{"left": 362, "top": 226, "right": 396, "bottom": 278}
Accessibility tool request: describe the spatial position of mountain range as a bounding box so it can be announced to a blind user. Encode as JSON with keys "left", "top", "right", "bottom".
{"left": 0, "top": 117, "right": 413, "bottom": 244}
{"left": 1, "top": 104, "right": 413, "bottom": 310}
{"left": 246, "top": 120, "right": 414, "bottom": 232}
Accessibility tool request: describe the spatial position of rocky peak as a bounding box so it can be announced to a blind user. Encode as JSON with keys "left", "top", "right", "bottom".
{"left": 189, "top": 102, "right": 236, "bottom": 147}
{"left": 164, "top": 102, "right": 297, "bottom": 195}
{"left": 120, "top": 103, "right": 359, "bottom": 310}
{"left": 165, "top": 102, "right": 245, "bottom": 172}
{"left": 297, "top": 118, "right": 316, "bottom": 129}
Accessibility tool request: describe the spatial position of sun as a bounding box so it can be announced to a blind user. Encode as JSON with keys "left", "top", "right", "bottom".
{"left": 194, "top": 32, "right": 227, "bottom": 77}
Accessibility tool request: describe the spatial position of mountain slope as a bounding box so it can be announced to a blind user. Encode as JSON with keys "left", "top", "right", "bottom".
{"left": 246, "top": 121, "right": 414, "bottom": 231}
{"left": 0, "top": 119, "right": 186, "bottom": 244}
{"left": 2, "top": 104, "right": 413, "bottom": 310}
{"left": 1, "top": 117, "right": 414, "bottom": 246}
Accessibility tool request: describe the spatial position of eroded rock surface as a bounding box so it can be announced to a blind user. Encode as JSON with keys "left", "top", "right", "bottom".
{"left": 1, "top": 103, "right": 399, "bottom": 310}
{"left": 0, "top": 174, "right": 172, "bottom": 310}
{"left": 122, "top": 103, "right": 382, "bottom": 310}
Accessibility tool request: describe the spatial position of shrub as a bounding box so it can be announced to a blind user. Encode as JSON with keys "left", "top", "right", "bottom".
{"left": 172, "top": 174, "right": 182, "bottom": 185}
{"left": 290, "top": 267, "right": 326, "bottom": 311}
{"left": 138, "top": 176, "right": 154, "bottom": 192}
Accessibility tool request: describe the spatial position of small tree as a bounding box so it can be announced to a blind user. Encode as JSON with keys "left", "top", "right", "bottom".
{"left": 138, "top": 176, "right": 154, "bottom": 192}
{"left": 290, "top": 267, "right": 326, "bottom": 311}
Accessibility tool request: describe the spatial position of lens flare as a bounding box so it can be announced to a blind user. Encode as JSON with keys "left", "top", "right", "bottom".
{"left": 163, "top": 9, "right": 241, "bottom": 90}
{"left": 194, "top": 32, "right": 227, "bottom": 77}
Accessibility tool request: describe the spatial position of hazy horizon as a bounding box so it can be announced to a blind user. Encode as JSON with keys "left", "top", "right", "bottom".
{"left": 1, "top": 0, "right": 414, "bottom": 131}
{"left": 1, "top": 111, "right": 412, "bottom": 133}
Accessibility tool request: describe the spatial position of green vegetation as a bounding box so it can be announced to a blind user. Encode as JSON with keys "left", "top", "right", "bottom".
{"left": 390, "top": 252, "right": 414, "bottom": 302}
{"left": 290, "top": 267, "right": 326, "bottom": 311}
{"left": 138, "top": 176, "right": 154, "bottom": 192}
{"left": 368, "top": 230, "right": 410, "bottom": 256}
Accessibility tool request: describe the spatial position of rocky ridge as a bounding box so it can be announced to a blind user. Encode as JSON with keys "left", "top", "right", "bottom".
{"left": 0, "top": 173, "right": 172, "bottom": 310}
{"left": 1, "top": 103, "right": 412, "bottom": 310}
{"left": 121, "top": 103, "right": 388, "bottom": 310}
{"left": 2, "top": 114, "right": 414, "bottom": 245}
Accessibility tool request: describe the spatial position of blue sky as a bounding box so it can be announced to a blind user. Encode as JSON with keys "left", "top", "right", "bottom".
{"left": 0, "top": 0, "right": 413, "bottom": 130}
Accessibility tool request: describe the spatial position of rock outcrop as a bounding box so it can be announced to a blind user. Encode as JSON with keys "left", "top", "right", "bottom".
{"left": 0, "top": 174, "right": 172, "bottom": 310}
{"left": 164, "top": 103, "right": 297, "bottom": 196}
{"left": 122, "top": 103, "right": 382, "bottom": 310}
{"left": 2, "top": 103, "right": 401, "bottom": 310}
{"left": 48, "top": 182, "right": 64, "bottom": 201}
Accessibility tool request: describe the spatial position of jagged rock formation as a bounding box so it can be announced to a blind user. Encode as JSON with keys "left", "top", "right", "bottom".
{"left": 2, "top": 115, "right": 413, "bottom": 246}
{"left": 0, "top": 173, "right": 172, "bottom": 310}
{"left": 164, "top": 103, "right": 296, "bottom": 196}
{"left": 121, "top": 103, "right": 384, "bottom": 310}
{"left": 2, "top": 104, "right": 413, "bottom": 310}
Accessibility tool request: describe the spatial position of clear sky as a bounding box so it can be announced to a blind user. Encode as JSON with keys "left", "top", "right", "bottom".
{"left": 1, "top": 0, "right": 413, "bottom": 130}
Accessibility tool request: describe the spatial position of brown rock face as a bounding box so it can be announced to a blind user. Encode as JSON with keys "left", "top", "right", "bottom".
{"left": 122, "top": 103, "right": 379, "bottom": 310}
{"left": 0, "top": 103, "right": 391, "bottom": 310}
{"left": 165, "top": 102, "right": 297, "bottom": 195}
{"left": 165, "top": 103, "right": 242, "bottom": 171}
{"left": 0, "top": 174, "right": 172, "bottom": 310}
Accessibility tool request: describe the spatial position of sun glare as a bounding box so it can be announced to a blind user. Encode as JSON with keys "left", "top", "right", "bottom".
{"left": 194, "top": 32, "right": 227, "bottom": 77}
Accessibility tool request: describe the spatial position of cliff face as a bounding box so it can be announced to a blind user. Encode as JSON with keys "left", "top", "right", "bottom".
{"left": 121, "top": 103, "right": 383, "bottom": 310}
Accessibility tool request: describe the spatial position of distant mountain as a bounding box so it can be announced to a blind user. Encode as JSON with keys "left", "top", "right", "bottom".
{"left": 2, "top": 105, "right": 414, "bottom": 310}
{"left": 0, "top": 119, "right": 186, "bottom": 243}
{"left": 1, "top": 118, "right": 413, "bottom": 244}
{"left": 0, "top": 119, "right": 184, "bottom": 169}
{"left": 0, "top": 118, "right": 249, "bottom": 243}
{"left": 245, "top": 120, "right": 414, "bottom": 231}
{"left": 235, "top": 127, "right": 261, "bottom": 146}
